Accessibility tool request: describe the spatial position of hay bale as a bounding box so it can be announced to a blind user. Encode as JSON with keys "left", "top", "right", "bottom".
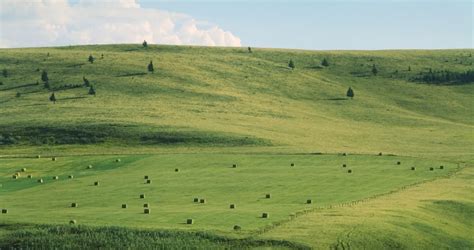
{"left": 27, "top": 174, "right": 33, "bottom": 179}
{"left": 94, "top": 181, "right": 99, "bottom": 186}
{"left": 68, "top": 175, "right": 74, "bottom": 179}
{"left": 21, "top": 168, "right": 27, "bottom": 172}
{"left": 87, "top": 165, "right": 93, "bottom": 169}
{"left": 122, "top": 204, "right": 128, "bottom": 209}
{"left": 144, "top": 175, "right": 149, "bottom": 179}
{"left": 200, "top": 198, "right": 206, "bottom": 204}
{"left": 2, "top": 209, "right": 7, "bottom": 214}
{"left": 175, "top": 168, "right": 179, "bottom": 172}
{"left": 430, "top": 167, "right": 434, "bottom": 171}
{"left": 116, "top": 159, "right": 121, "bottom": 162}
{"left": 265, "top": 194, "right": 271, "bottom": 199}
{"left": 233, "top": 225, "right": 241, "bottom": 230}
{"left": 144, "top": 208, "right": 150, "bottom": 214}
{"left": 53, "top": 176, "right": 59, "bottom": 180}
{"left": 342, "top": 164, "right": 347, "bottom": 168}
{"left": 38, "top": 179, "right": 43, "bottom": 183}
{"left": 143, "top": 203, "right": 149, "bottom": 208}
{"left": 186, "top": 218, "right": 194, "bottom": 224}
{"left": 290, "top": 163, "right": 295, "bottom": 167}
{"left": 146, "top": 179, "right": 152, "bottom": 184}
{"left": 140, "top": 194, "right": 145, "bottom": 199}
{"left": 232, "top": 164, "right": 237, "bottom": 168}
{"left": 71, "top": 203, "right": 78, "bottom": 208}
{"left": 411, "top": 167, "right": 416, "bottom": 170}
{"left": 348, "top": 169, "right": 352, "bottom": 173}
{"left": 193, "top": 198, "right": 199, "bottom": 203}
{"left": 230, "top": 204, "right": 236, "bottom": 209}
{"left": 52, "top": 157, "right": 57, "bottom": 161}
{"left": 262, "top": 212, "right": 269, "bottom": 218}
{"left": 307, "top": 199, "right": 313, "bottom": 204}
{"left": 397, "top": 161, "right": 401, "bottom": 165}
{"left": 439, "top": 165, "right": 444, "bottom": 169}
{"left": 69, "top": 220, "right": 76, "bottom": 224}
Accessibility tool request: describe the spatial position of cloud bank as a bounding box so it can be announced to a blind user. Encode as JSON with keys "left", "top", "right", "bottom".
{"left": 0, "top": 0, "right": 241, "bottom": 48}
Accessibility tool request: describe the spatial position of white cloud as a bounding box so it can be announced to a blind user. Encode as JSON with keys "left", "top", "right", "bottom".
{"left": 0, "top": 0, "right": 241, "bottom": 48}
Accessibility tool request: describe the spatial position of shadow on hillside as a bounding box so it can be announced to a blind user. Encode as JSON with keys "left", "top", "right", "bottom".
{"left": 60, "top": 96, "right": 87, "bottom": 101}
{"left": 116, "top": 72, "right": 147, "bottom": 77}
{"left": 0, "top": 83, "right": 39, "bottom": 91}
{"left": 325, "top": 98, "right": 348, "bottom": 101}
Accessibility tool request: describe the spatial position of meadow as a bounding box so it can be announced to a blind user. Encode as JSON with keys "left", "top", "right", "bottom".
{"left": 0, "top": 44, "right": 473, "bottom": 248}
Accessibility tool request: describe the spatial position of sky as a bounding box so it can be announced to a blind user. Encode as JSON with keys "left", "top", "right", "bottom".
{"left": 0, "top": 0, "right": 472, "bottom": 50}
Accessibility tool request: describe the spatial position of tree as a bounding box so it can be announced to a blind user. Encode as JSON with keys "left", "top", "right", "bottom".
{"left": 83, "top": 76, "right": 90, "bottom": 87}
{"left": 88, "top": 55, "right": 95, "bottom": 64}
{"left": 41, "top": 70, "right": 49, "bottom": 83}
{"left": 408, "top": 65, "right": 411, "bottom": 71}
{"left": 248, "top": 47, "right": 252, "bottom": 53}
{"left": 101, "top": 54, "right": 104, "bottom": 59}
{"left": 288, "top": 59, "right": 295, "bottom": 69}
{"left": 2, "top": 69, "right": 7, "bottom": 78}
{"left": 49, "top": 93, "right": 56, "bottom": 104}
{"left": 371, "top": 64, "right": 378, "bottom": 76}
{"left": 88, "top": 85, "right": 96, "bottom": 96}
{"left": 148, "top": 60, "right": 154, "bottom": 73}
{"left": 142, "top": 40, "right": 148, "bottom": 48}
{"left": 321, "top": 58, "right": 329, "bottom": 67}
{"left": 16, "top": 92, "right": 21, "bottom": 98}
{"left": 44, "top": 81, "right": 50, "bottom": 89}
{"left": 346, "top": 87, "right": 354, "bottom": 99}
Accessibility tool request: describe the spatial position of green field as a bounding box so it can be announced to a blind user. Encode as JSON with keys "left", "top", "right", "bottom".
{"left": 0, "top": 45, "right": 473, "bottom": 248}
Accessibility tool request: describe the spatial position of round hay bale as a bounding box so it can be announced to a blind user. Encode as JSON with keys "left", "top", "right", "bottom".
{"left": 71, "top": 203, "right": 78, "bottom": 208}
{"left": 94, "top": 181, "right": 99, "bottom": 186}
{"left": 146, "top": 179, "right": 152, "bottom": 184}
{"left": 348, "top": 169, "right": 352, "bottom": 173}
{"left": 175, "top": 168, "right": 179, "bottom": 172}
{"left": 233, "top": 225, "right": 241, "bottom": 230}
{"left": 265, "top": 194, "right": 271, "bottom": 199}
{"left": 439, "top": 165, "right": 444, "bottom": 169}
{"left": 116, "top": 159, "right": 121, "bottom": 162}
{"left": 140, "top": 194, "right": 145, "bottom": 199}
{"left": 38, "top": 179, "right": 43, "bottom": 183}
{"left": 27, "top": 174, "right": 33, "bottom": 179}
{"left": 186, "top": 218, "right": 194, "bottom": 224}
{"left": 68, "top": 175, "right": 74, "bottom": 179}
{"left": 430, "top": 167, "right": 434, "bottom": 171}
{"left": 193, "top": 198, "right": 199, "bottom": 203}
{"left": 411, "top": 167, "right": 416, "bottom": 171}
{"left": 232, "top": 164, "right": 237, "bottom": 168}
{"left": 144, "top": 175, "right": 149, "bottom": 179}
{"left": 290, "top": 163, "right": 295, "bottom": 167}
{"left": 122, "top": 204, "right": 128, "bottom": 209}
{"left": 262, "top": 212, "right": 269, "bottom": 218}
{"left": 143, "top": 203, "right": 149, "bottom": 208}
{"left": 230, "top": 204, "right": 236, "bottom": 209}
{"left": 307, "top": 199, "right": 313, "bottom": 204}
{"left": 2, "top": 209, "right": 7, "bottom": 214}
{"left": 397, "top": 161, "right": 401, "bottom": 165}
{"left": 21, "top": 168, "right": 27, "bottom": 172}
{"left": 144, "top": 208, "right": 150, "bottom": 214}
{"left": 69, "top": 220, "right": 76, "bottom": 224}
{"left": 342, "top": 164, "right": 347, "bottom": 168}
{"left": 53, "top": 176, "right": 59, "bottom": 180}
{"left": 199, "top": 198, "right": 206, "bottom": 204}
{"left": 52, "top": 157, "right": 57, "bottom": 161}
{"left": 87, "top": 165, "right": 93, "bottom": 169}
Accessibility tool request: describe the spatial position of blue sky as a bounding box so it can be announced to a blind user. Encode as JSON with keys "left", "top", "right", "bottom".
{"left": 1, "top": 0, "right": 472, "bottom": 49}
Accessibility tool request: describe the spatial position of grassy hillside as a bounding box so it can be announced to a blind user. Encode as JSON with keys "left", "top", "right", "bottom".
{"left": 0, "top": 45, "right": 473, "bottom": 248}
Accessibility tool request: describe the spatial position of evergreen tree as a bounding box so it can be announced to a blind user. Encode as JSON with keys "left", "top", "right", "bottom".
{"left": 88, "top": 55, "right": 95, "bottom": 64}
{"left": 142, "top": 40, "right": 148, "bottom": 48}
{"left": 372, "top": 64, "right": 378, "bottom": 76}
{"left": 41, "top": 70, "right": 49, "bottom": 83}
{"left": 101, "top": 54, "right": 104, "bottom": 59}
{"left": 44, "top": 81, "right": 50, "bottom": 89}
{"left": 49, "top": 93, "right": 56, "bottom": 104}
{"left": 248, "top": 47, "right": 252, "bottom": 53}
{"left": 408, "top": 66, "right": 411, "bottom": 71}
{"left": 148, "top": 60, "right": 154, "bottom": 73}
{"left": 16, "top": 92, "right": 21, "bottom": 98}
{"left": 321, "top": 58, "right": 329, "bottom": 67}
{"left": 83, "top": 76, "right": 90, "bottom": 87}
{"left": 288, "top": 59, "right": 295, "bottom": 69}
{"left": 346, "top": 87, "right": 354, "bottom": 99}
{"left": 88, "top": 85, "right": 96, "bottom": 96}
{"left": 2, "top": 69, "right": 7, "bottom": 78}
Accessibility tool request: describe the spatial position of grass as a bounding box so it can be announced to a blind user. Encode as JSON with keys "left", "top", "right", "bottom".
{"left": 0, "top": 44, "right": 473, "bottom": 248}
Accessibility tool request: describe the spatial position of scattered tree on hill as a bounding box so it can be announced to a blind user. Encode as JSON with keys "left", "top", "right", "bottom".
{"left": 408, "top": 65, "right": 411, "bottom": 71}
{"left": 288, "top": 59, "right": 295, "bottom": 69}
{"left": 321, "top": 58, "right": 329, "bottom": 67}
{"left": 88, "top": 85, "right": 96, "bottom": 96}
{"left": 346, "top": 87, "right": 354, "bottom": 99}
{"left": 88, "top": 55, "right": 95, "bottom": 64}
{"left": 16, "top": 92, "right": 21, "bottom": 98}
{"left": 83, "top": 76, "right": 90, "bottom": 87}
{"left": 47, "top": 52, "right": 50, "bottom": 57}
{"left": 41, "top": 70, "right": 49, "bottom": 89}
{"left": 44, "top": 81, "right": 50, "bottom": 89}
{"left": 49, "top": 93, "right": 56, "bottom": 104}
{"left": 142, "top": 40, "right": 148, "bottom": 48}
{"left": 248, "top": 47, "right": 252, "bottom": 53}
{"left": 469, "top": 53, "right": 472, "bottom": 57}
{"left": 148, "top": 60, "right": 154, "bottom": 73}
{"left": 101, "top": 54, "right": 104, "bottom": 59}
{"left": 371, "top": 64, "right": 378, "bottom": 76}
{"left": 2, "top": 69, "right": 7, "bottom": 78}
